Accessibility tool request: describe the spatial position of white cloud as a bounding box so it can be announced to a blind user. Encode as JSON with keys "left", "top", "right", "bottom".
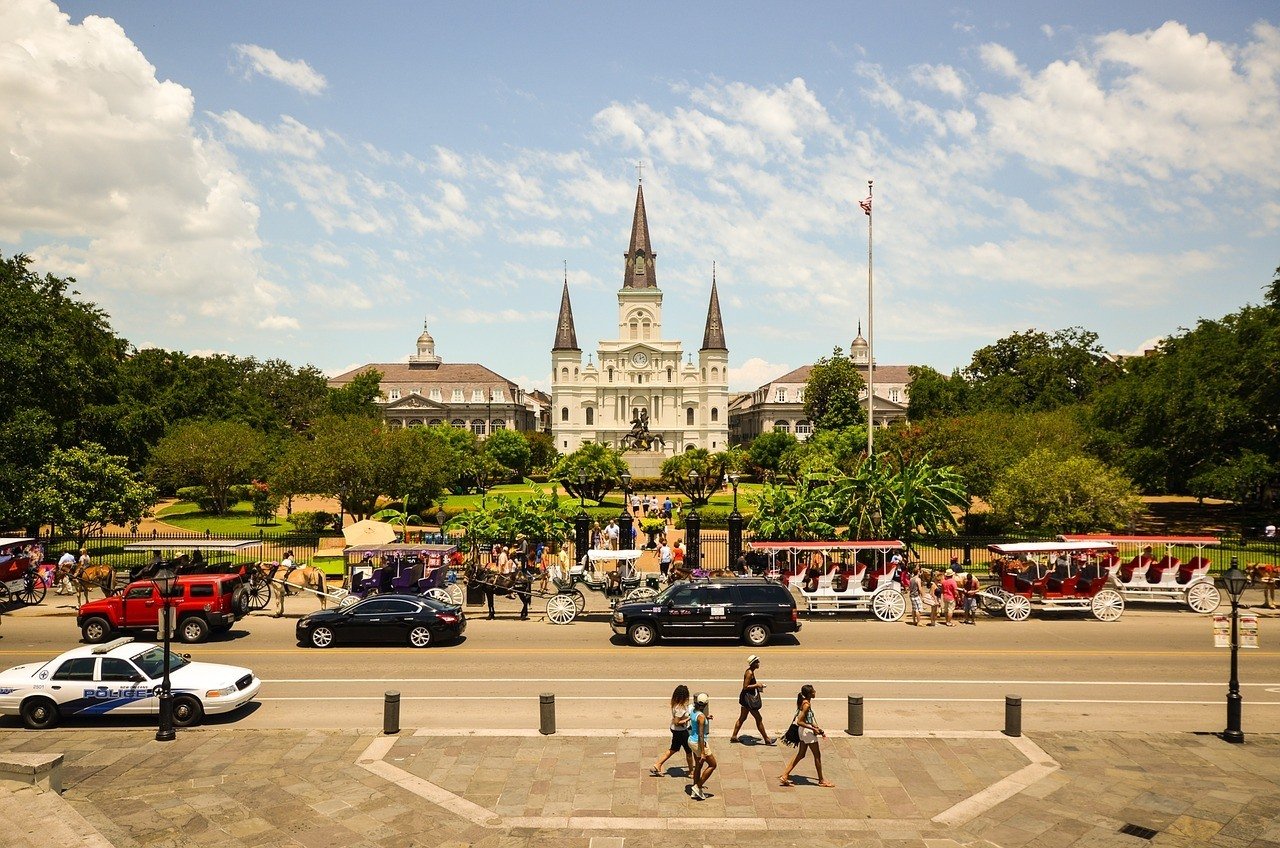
{"left": 729, "top": 357, "right": 792, "bottom": 391}
{"left": 210, "top": 111, "right": 325, "bottom": 158}
{"left": 1112, "top": 336, "right": 1165, "bottom": 358}
{"left": 910, "top": 63, "right": 967, "bottom": 98}
{"left": 0, "top": 0, "right": 278, "bottom": 324}
{"left": 258, "top": 315, "right": 300, "bottom": 333}
{"left": 509, "top": 373, "right": 550, "bottom": 392}
{"left": 444, "top": 308, "right": 553, "bottom": 324}
{"left": 232, "top": 43, "right": 326, "bottom": 95}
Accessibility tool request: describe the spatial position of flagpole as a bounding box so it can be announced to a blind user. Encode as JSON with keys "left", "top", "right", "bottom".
{"left": 865, "top": 179, "right": 874, "bottom": 461}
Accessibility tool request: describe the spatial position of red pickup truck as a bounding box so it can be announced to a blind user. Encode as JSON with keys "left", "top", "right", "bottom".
{"left": 78, "top": 574, "right": 249, "bottom": 644}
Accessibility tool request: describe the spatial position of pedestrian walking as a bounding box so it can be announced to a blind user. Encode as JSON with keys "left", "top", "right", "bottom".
{"left": 604, "top": 519, "right": 619, "bottom": 550}
{"left": 650, "top": 685, "right": 695, "bottom": 777}
{"left": 659, "top": 541, "right": 673, "bottom": 578}
{"left": 941, "top": 569, "right": 958, "bottom": 627}
{"left": 907, "top": 565, "right": 923, "bottom": 626}
{"left": 689, "top": 693, "right": 716, "bottom": 800}
{"left": 673, "top": 540, "right": 685, "bottom": 572}
{"left": 922, "top": 570, "right": 939, "bottom": 626}
{"left": 590, "top": 521, "right": 603, "bottom": 550}
{"left": 779, "top": 684, "right": 834, "bottom": 787}
{"left": 730, "top": 655, "right": 775, "bottom": 744}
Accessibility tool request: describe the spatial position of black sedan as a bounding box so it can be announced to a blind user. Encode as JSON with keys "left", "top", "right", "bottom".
{"left": 296, "top": 594, "right": 465, "bottom": 648}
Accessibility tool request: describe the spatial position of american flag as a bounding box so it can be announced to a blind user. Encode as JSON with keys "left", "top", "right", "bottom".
{"left": 859, "top": 196, "right": 872, "bottom": 216}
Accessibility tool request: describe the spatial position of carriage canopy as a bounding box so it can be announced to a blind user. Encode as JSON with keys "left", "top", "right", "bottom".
{"left": 988, "top": 541, "right": 1118, "bottom": 555}
{"left": 121, "top": 540, "right": 263, "bottom": 552}
{"left": 1058, "top": 534, "right": 1219, "bottom": 547}
{"left": 586, "top": 549, "right": 644, "bottom": 562}
{"left": 0, "top": 537, "right": 37, "bottom": 550}
{"left": 748, "top": 540, "right": 905, "bottom": 551}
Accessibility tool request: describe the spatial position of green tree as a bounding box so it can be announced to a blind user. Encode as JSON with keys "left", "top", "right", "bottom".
{"left": 148, "top": 420, "right": 269, "bottom": 514}
{"left": 803, "top": 347, "right": 867, "bottom": 431}
{"left": 989, "top": 449, "right": 1143, "bottom": 532}
{"left": 1187, "top": 450, "right": 1276, "bottom": 504}
{"left": 747, "top": 430, "right": 797, "bottom": 478}
{"left": 778, "top": 425, "right": 867, "bottom": 482}
{"left": 447, "top": 484, "right": 574, "bottom": 547}
{"left": 905, "top": 365, "right": 970, "bottom": 420}
{"left": 484, "top": 428, "right": 533, "bottom": 478}
{"left": 328, "top": 369, "right": 384, "bottom": 418}
{"left": 551, "top": 443, "right": 628, "bottom": 504}
{"left": 0, "top": 253, "right": 126, "bottom": 528}
{"left": 523, "top": 431, "right": 559, "bottom": 471}
{"left": 962, "top": 327, "right": 1114, "bottom": 412}
{"left": 748, "top": 480, "right": 837, "bottom": 541}
{"left": 25, "top": 442, "right": 157, "bottom": 546}
{"left": 303, "top": 415, "right": 397, "bottom": 520}
{"left": 660, "top": 448, "right": 743, "bottom": 506}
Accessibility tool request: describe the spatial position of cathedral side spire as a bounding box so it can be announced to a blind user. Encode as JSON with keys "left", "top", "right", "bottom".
{"left": 700, "top": 267, "right": 727, "bottom": 351}
{"left": 552, "top": 276, "right": 580, "bottom": 351}
{"left": 623, "top": 182, "right": 657, "bottom": 289}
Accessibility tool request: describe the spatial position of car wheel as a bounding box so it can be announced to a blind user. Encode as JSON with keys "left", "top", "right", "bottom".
{"left": 170, "top": 694, "right": 204, "bottom": 727}
{"left": 20, "top": 697, "right": 59, "bottom": 730}
{"left": 742, "top": 621, "right": 772, "bottom": 647}
{"left": 178, "top": 616, "right": 210, "bottom": 644}
{"left": 310, "top": 626, "right": 335, "bottom": 648}
{"left": 81, "top": 616, "right": 113, "bottom": 644}
{"left": 627, "top": 621, "right": 657, "bottom": 647}
{"left": 408, "top": 625, "right": 432, "bottom": 648}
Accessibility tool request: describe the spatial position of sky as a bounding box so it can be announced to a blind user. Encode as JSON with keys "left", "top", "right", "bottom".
{"left": 2, "top": 1, "right": 1279, "bottom": 393}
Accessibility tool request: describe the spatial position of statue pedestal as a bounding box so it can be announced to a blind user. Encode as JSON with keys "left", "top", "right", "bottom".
{"left": 623, "top": 452, "right": 667, "bottom": 480}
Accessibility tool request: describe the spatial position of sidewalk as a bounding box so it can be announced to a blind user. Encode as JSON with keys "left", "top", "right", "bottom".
{"left": 0, "top": 726, "right": 1277, "bottom": 848}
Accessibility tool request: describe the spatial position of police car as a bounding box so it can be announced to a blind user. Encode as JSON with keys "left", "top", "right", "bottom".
{"left": 0, "top": 638, "right": 260, "bottom": 729}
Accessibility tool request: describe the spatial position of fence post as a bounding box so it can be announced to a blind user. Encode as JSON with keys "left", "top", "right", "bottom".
{"left": 574, "top": 511, "right": 589, "bottom": 562}
{"left": 846, "top": 694, "right": 864, "bottom": 736}
{"left": 539, "top": 693, "right": 556, "bottom": 735}
{"left": 1004, "top": 695, "right": 1021, "bottom": 737}
{"left": 383, "top": 691, "right": 401, "bottom": 735}
{"left": 727, "top": 511, "right": 743, "bottom": 571}
{"left": 685, "top": 509, "right": 701, "bottom": 568}
{"left": 618, "top": 511, "right": 634, "bottom": 552}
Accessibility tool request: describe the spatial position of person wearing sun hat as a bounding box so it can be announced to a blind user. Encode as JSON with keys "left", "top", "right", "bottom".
{"left": 730, "top": 655, "right": 775, "bottom": 745}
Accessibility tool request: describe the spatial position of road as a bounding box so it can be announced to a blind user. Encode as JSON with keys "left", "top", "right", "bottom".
{"left": 2, "top": 591, "right": 1278, "bottom": 734}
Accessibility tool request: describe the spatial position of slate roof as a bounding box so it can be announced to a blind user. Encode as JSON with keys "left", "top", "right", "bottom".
{"left": 701, "top": 279, "right": 727, "bottom": 351}
{"left": 623, "top": 183, "right": 657, "bottom": 289}
{"left": 552, "top": 280, "right": 580, "bottom": 351}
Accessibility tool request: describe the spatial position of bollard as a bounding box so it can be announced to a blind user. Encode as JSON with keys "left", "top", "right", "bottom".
{"left": 846, "top": 694, "right": 864, "bottom": 736}
{"left": 1004, "top": 694, "right": 1021, "bottom": 737}
{"left": 383, "top": 691, "right": 401, "bottom": 735}
{"left": 539, "top": 693, "right": 556, "bottom": 735}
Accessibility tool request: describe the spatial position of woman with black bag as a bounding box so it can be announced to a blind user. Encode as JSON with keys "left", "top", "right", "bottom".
{"left": 779, "top": 684, "right": 834, "bottom": 787}
{"left": 730, "top": 655, "right": 775, "bottom": 745}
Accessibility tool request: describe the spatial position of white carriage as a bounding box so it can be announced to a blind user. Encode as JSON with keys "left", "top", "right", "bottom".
{"left": 749, "top": 540, "right": 909, "bottom": 622}
{"left": 1060, "top": 534, "right": 1222, "bottom": 614}
{"left": 986, "top": 541, "right": 1125, "bottom": 621}
{"left": 543, "top": 549, "right": 661, "bottom": 624}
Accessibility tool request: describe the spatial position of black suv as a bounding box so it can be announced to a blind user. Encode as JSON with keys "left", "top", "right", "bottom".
{"left": 611, "top": 578, "right": 800, "bottom": 647}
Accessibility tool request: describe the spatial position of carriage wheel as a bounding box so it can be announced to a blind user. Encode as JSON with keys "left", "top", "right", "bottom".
{"left": 1090, "top": 588, "right": 1124, "bottom": 622}
{"left": 979, "top": 587, "right": 1008, "bottom": 615}
{"left": 338, "top": 594, "right": 360, "bottom": 610}
{"left": 1186, "top": 582, "right": 1221, "bottom": 614}
{"left": 246, "top": 577, "right": 272, "bottom": 611}
{"left": 569, "top": 588, "right": 586, "bottom": 614}
{"left": 872, "top": 588, "right": 906, "bottom": 622}
{"left": 17, "top": 576, "right": 46, "bottom": 606}
{"left": 424, "top": 588, "right": 450, "bottom": 604}
{"left": 546, "top": 594, "right": 577, "bottom": 625}
{"left": 623, "top": 587, "right": 657, "bottom": 604}
{"left": 1004, "top": 594, "right": 1032, "bottom": 621}
{"left": 445, "top": 583, "right": 464, "bottom": 606}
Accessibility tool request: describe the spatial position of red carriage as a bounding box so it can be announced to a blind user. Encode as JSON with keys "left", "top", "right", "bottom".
{"left": 985, "top": 541, "right": 1124, "bottom": 621}
{"left": 0, "top": 537, "right": 46, "bottom": 606}
{"left": 1059, "top": 535, "right": 1222, "bottom": 614}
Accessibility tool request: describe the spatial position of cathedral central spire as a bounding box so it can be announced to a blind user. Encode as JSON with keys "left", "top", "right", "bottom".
{"left": 552, "top": 277, "right": 580, "bottom": 351}
{"left": 623, "top": 182, "right": 657, "bottom": 289}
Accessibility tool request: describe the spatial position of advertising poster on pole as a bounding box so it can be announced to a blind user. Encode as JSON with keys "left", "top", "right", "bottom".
{"left": 1213, "top": 614, "right": 1260, "bottom": 648}
{"left": 1240, "top": 614, "right": 1259, "bottom": 649}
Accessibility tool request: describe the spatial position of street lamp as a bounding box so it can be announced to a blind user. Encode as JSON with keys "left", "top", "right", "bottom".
{"left": 574, "top": 471, "right": 589, "bottom": 563}
{"left": 686, "top": 470, "right": 701, "bottom": 569}
{"left": 727, "top": 471, "right": 741, "bottom": 512}
{"left": 577, "top": 471, "right": 587, "bottom": 509}
{"left": 152, "top": 567, "right": 177, "bottom": 742}
{"left": 726, "top": 471, "right": 743, "bottom": 572}
{"left": 1222, "top": 557, "right": 1249, "bottom": 744}
{"left": 617, "top": 472, "right": 633, "bottom": 552}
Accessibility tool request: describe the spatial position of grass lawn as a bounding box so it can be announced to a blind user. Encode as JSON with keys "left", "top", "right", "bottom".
{"left": 157, "top": 500, "right": 285, "bottom": 535}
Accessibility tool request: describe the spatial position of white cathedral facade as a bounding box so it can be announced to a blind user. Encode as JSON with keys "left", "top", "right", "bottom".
{"left": 551, "top": 183, "right": 731, "bottom": 459}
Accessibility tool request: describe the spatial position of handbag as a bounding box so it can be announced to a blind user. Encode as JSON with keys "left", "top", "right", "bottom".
{"left": 782, "top": 710, "right": 801, "bottom": 747}
{"left": 745, "top": 688, "right": 762, "bottom": 710}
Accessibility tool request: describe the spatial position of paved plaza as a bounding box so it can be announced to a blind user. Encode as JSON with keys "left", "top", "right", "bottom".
{"left": 1, "top": 727, "right": 1278, "bottom": 848}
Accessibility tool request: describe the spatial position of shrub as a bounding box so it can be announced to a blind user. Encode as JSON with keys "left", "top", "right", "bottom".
{"left": 176, "top": 486, "right": 219, "bottom": 514}
{"left": 288, "top": 511, "right": 337, "bottom": 534}
{"left": 674, "top": 506, "right": 737, "bottom": 529}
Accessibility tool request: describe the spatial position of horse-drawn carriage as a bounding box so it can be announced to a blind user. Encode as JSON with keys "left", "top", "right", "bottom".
{"left": 748, "top": 540, "right": 909, "bottom": 621}
{"left": 1059, "top": 534, "right": 1222, "bottom": 614}
{"left": 984, "top": 541, "right": 1125, "bottom": 621}
{"left": 341, "top": 543, "right": 463, "bottom": 609}
{"left": 122, "top": 540, "right": 269, "bottom": 610}
{"left": 539, "top": 550, "right": 662, "bottom": 623}
{"left": 0, "top": 537, "right": 45, "bottom": 607}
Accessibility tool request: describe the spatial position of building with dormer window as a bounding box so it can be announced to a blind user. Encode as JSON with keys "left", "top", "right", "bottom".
{"left": 327, "top": 321, "right": 538, "bottom": 434}
{"left": 551, "top": 182, "right": 729, "bottom": 466}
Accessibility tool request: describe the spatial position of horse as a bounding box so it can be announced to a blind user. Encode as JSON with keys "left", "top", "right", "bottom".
{"left": 255, "top": 561, "right": 329, "bottom": 614}
{"left": 465, "top": 563, "right": 533, "bottom": 619}
{"left": 56, "top": 561, "right": 116, "bottom": 606}
{"left": 1247, "top": 563, "right": 1277, "bottom": 609}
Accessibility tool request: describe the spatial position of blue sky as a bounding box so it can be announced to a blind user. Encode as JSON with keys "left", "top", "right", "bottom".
{"left": 3, "top": 1, "right": 1278, "bottom": 392}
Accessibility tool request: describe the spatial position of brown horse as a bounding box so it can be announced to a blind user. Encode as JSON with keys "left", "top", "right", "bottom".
{"left": 257, "top": 562, "right": 329, "bottom": 614}
{"left": 56, "top": 562, "right": 116, "bottom": 606}
{"left": 1247, "top": 563, "right": 1277, "bottom": 609}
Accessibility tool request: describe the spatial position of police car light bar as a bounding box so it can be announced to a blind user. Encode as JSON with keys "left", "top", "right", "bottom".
{"left": 91, "top": 637, "right": 135, "bottom": 655}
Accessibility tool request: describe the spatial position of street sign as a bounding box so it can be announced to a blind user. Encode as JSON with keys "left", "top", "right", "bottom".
{"left": 156, "top": 607, "right": 175, "bottom": 639}
{"left": 1214, "top": 614, "right": 1260, "bottom": 648}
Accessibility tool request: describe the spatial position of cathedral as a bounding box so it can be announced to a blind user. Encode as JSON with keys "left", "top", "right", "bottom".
{"left": 551, "top": 182, "right": 730, "bottom": 463}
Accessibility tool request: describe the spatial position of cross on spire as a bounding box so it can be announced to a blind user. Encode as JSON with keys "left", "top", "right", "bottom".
{"left": 636, "top": 160, "right": 644, "bottom": 184}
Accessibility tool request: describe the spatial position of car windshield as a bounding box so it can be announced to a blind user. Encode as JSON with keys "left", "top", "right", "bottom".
{"left": 130, "top": 647, "right": 190, "bottom": 679}
{"left": 654, "top": 583, "right": 690, "bottom": 603}
{"left": 417, "top": 596, "right": 455, "bottom": 611}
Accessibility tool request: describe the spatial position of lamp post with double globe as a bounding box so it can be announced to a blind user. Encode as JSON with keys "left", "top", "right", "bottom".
{"left": 618, "top": 472, "right": 633, "bottom": 552}
{"left": 727, "top": 471, "right": 743, "bottom": 571}
{"left": 685, "top": 470, "right": 701, "bottom": 569}
{"left": 1222, "top": 558, "right": 1249, "bottom": 743}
